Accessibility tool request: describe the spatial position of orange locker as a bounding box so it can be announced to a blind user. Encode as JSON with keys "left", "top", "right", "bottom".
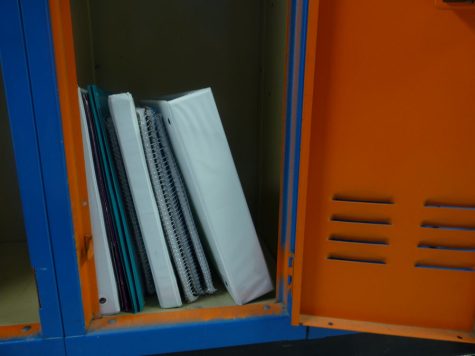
{"left": 293, "top": 0, "right": 475, "bottom": 343}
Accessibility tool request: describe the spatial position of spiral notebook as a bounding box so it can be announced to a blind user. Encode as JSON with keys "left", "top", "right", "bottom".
{"left": 137, "top": 107, "right": 216, "bottom": 302}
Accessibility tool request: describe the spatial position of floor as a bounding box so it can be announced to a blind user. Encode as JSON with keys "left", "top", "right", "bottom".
{"left": 174, "top": 333, "right": 475, "bottom": 356}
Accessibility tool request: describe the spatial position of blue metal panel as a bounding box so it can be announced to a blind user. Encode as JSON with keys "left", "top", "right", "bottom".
{"left": 281, "top": 0, "right": 309, "bottom": 313}
{"left": 18, "top": 0, "right": 86, "bottom": 337}
{"left": 0, "top": 337, "right": 64, "bottom": 356}
{"left": 289, "top": 0, "right": 309, "bottom": 255}
{"left": 0, "top": 0, "right": 63, "bottom": 338}
{"left": 66, "top": 315, "right": 306, "bottom": 356}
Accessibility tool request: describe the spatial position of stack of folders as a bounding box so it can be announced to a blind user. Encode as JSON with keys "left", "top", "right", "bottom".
{"left": 78, "top": 86, "right": 273, "bottom": 314}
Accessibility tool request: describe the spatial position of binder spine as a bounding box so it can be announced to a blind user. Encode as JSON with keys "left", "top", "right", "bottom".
{"left": 105, "top": 118, "right": 155, "bottom": 295}
{"left": 139, "top": 110, "right": 199, "bottom": 302}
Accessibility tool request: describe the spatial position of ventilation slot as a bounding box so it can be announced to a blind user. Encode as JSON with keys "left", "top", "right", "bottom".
{"left": 329, "top": 235, "right": 388, "bottom": 246}
{"left": 328, "top": 255, "right": 386, "bottom": 265}
{"left": 415, "top": 262, "right": 474, "bottom": 272}
{"left": 331, "top": 215, "right": 391, "bottom": 225}
{"left": 420, "top": 223, "right": 475, "bottom": 232}
{"left": 333, "top": 195, "right": 393, "bottom": 205}
{"left": 425, "top": 201, "right": 475, "bottom": 211}
{"left": 418, "top": 243, "right": 475, "bottom": 252}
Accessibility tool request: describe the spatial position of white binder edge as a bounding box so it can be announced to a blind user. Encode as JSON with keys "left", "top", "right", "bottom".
{"left": 78, "top": 88, "right": 120, "bottom": 315}
{"left": 109, "top": 93, "right": 182, "bottom": 308}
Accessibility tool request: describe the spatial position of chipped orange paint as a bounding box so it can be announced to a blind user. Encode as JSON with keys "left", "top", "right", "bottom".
{"left": 49, "top": 0, "right": 99, "bottom": 324}
{"left": 0, "top": 323, "right": 40, "bottom": 340}
{"left": 90, "top": 302, "right": 283, "bottom": 332}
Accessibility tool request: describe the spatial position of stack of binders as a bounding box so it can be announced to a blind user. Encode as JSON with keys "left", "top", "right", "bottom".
{"left": 78, "top": 86, "right": 272, "bottom": 314}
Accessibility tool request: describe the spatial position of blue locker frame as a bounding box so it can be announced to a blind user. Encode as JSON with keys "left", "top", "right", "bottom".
{"left": 0, "top": 0, "right": 65, "bottom": 354}
{"left": 16, "top": 0, "right": 347, "bottom": 354}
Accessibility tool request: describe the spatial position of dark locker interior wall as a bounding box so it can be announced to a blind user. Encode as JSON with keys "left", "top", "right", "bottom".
{"left": 0, "top": 71, "right": 27, "bottom": 243}
{"left": 70, "top": 0, "right": 287, "bottom": 259}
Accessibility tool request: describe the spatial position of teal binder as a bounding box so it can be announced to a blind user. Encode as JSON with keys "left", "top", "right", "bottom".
{"left": 87, "top": 85, "right": 145, "bottom": 312}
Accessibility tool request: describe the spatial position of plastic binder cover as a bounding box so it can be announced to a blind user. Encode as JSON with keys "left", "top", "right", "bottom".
{"left": 147, "top": 88, "right": 273, "bottom": 305}
{"left": 104, "top": 115, "right": 155, "bottom": 296}
{"left": 81, "top": 90, "right": 130, "bottom": 311}
{"left": 78, "top": 88, "right": 120, "bottom": 315}
{"left": 108, "top": 93, "right": 182, "bottom": 308}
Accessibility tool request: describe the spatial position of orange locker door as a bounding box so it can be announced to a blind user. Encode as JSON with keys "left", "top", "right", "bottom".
{"left": 292, "top": 0, "right": 475, "bottom": 343}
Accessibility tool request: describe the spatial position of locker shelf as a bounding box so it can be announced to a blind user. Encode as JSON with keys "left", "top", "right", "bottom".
{"left": 142, "top": 290, "right": 274, "bottom": 315}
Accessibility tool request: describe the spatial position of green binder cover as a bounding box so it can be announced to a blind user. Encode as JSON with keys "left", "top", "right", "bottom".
{"left": 87, "top": 85, "right": 145, "bottom": 312}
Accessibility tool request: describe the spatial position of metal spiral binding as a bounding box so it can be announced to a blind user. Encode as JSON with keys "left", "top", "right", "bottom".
{"left": 104, "top": 117, "right": 156, "bottom": 295}
{"left": 148, "top": 108, "right": 211, "bottom": 296}
{"left": 139, "top": 107, "right": 216, "bottom": 303}
{"left": 138, "top": 110, "right": 199, "bottom": 302}
{"left": 153, "top": 109, "right": 217, "bottom": 295}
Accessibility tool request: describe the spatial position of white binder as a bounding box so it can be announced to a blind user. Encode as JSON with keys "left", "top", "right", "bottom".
{"left": 78, "top": 88, "right": 120, "bottom": 315}
{"left": 108, "top": 93, "right": 182, "bottom": 308}
{"left": 147, "top": 88, "right": 273, "bottom": 305}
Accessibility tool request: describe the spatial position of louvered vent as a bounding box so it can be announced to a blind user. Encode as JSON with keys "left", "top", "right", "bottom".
{"left": 327, "top": 195, "right": 392, "bottom": 265}
{"left": 416, "top": 201, "right": 475, "bottom": 272}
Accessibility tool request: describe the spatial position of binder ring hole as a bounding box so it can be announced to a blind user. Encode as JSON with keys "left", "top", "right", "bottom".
{"left": 22, "top": 325, "right": 31, "bottom": 332}
{"left": 167, "top": 118, "right": 171, "bottom": 125}
{"left": 99, "top": 297, "right": 107, "bottom": 304}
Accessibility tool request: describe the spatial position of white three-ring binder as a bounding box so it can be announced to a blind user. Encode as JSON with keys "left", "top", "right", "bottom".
{"left": 78, "top": 88, "right": 120, "bottom": 315}
{"left": 109, "top": 93, "right": 182, "bottom": 308}
{"left": 148, "top": 88, "right": 273, "bottom": 305}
